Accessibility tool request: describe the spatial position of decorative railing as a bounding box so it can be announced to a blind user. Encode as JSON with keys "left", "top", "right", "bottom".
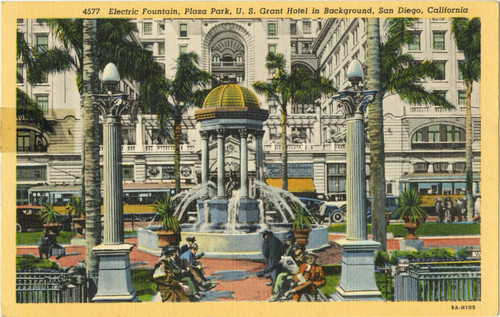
{"left": 393, "top": 262, "right": 481, "bottom": 301}
{"left": 16, "top": 268, "right": 87, "bottom": 303}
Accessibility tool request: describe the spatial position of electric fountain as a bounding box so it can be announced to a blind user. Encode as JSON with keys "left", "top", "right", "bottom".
{"left": 137, "top": 84, "right": 328, "bottom": 259}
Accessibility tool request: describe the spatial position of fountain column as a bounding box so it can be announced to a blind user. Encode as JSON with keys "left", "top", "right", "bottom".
{"left": 254, "top": 131, "right": 264, "bottom": 182}
{"left": 239, "top": 129, "right": 249, "bottom": 198}
{"left": 216, "top": 129, "right": 225, "bottom": 198}
{"left": 200, "top": 131, "right": 210, "bottom": 197}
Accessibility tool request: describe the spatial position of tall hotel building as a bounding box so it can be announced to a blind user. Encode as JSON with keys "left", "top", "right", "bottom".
{"left": 15, "top": 18, "right": 480, "bottom": 207}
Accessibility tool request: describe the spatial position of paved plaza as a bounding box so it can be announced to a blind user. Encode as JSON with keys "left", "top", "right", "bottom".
{"left": 16, "top": 234, "right": 479, "bottom": 302}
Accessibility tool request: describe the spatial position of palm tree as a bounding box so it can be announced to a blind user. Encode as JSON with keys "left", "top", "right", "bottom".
{"left": 81, "top": 18, "right": 100, "bottom": 294}
{"left": 366, "top": 18, "right": 455, "bottom": 250}
{"left": 253, "top": 52, "right": 335, "bottom": 190}
{"left": 366, "top": 18, "right": 387, "bottom": 250}
{"left": 451, "top": 18, "right": 480, "bottom": 221}
{"left": 157, "top": 52, "right": 213, "bottom": 194}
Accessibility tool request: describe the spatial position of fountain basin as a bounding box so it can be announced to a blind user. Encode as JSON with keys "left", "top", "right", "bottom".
{"left": 137, "top": 225, "right": 329, "bottom": 260}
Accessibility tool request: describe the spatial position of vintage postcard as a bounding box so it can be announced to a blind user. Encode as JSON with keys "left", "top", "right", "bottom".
{"left": 1, "top": 1, "right": 498, "bottom": 316}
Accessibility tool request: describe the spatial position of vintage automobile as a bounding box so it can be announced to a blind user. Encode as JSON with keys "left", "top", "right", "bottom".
{"left": 319, "top": 203, "right": 345, "bottom": 223}
{"left": 16, "top": 205, "right": 44, "bottom": 233}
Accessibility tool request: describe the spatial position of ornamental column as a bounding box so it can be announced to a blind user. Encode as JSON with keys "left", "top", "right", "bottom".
{"left": 239, "top": 129, "right": 249, "bottom": 198}
{"left": 330, "top": 59, "right": 381, "bottom": 302}
{"left": 103, "top": 115, "right": 124, "bottom": 244}
{"left": 217, "top": 129, "right": 225, "bottom": 198}
{"left": 200, "top": 131, "right": 210, "bottom": 197}
{"left": 92, "top": 63, "right": 138, "bottom": 303}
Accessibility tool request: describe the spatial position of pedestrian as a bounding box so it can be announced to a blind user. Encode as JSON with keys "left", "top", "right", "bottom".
{"left": 435, "top": 198, "right": 444, "bottom": 223}
{"left": 454, "top": 198, "right": 463, "bottom": 222}
{"left": 257, "top": 229, "right": 283, "bottom": 291}
{"left": 271, "top": 231, "right": 304, "bottom": 301}
{"left": 286, "top": 252, "right": 325, "bottom": 301}
{"left": 179, "top": 236, "right": 196, "bottom": 255}
{"left": 461, "top": 198, "right": 468, "bottom": 221}
{"left": 473, "top": 196, "right": 481, "bottom": 222}
{"left": 152, "top": 248, "right": 190, "bottom": 302}
{"left": 162, "top": 246, "right": 203, "bottom": 301}
{"left": 444, "top": 197, "right": 453, "bottom": 223}
{"left": 180, "top": 243, "right": 216, "bottom": 291}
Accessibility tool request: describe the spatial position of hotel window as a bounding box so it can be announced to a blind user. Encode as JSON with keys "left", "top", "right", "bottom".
{"left": 158, "top": 42, "right": 165, "bottom": 55}
{"left": 180, "top": 23, "right": 188, "bottom": 37}
{"left": 446, "top": 125, "right": 462, "bottom": 142}
{"left": 268, "top": 44, "right": 277, "bottom": 53}
{"left": 143, "top": 22, "right": 153, "bottom": 35}
{"left": 428, "top": 125, "right": 440, "bottom": 142}
{"left": 458, "top": 90, "right": 466, "bottom": 105}
{"left": 409, "top": 32, "right": 421, "bottom": 50}
{"left": 268, "top": 23, "right": 276, "bottom": 36}
{"left": 291, "top": 41, "right": 298, "bottom": 54}
{"left": 213, "top": 54, "right": 220, "bottom": 63}
{"left": 122, "top": 165, "right": 134, "bottom": 181}
{"left": 269, "top": 127, "right": 277, "bottom": 140}
{"left": 352, "top": 28, "right": 358, "bottom": 44}
{"left": 303, "top": 21, "right": 311, "bottom": 34}
{"left": 179, "top": 45, "right": 188, "bottom": 54}
{"left": 327, "top": 163, "right": 346, "bottom": 194}
{"left": 17, "top": 166, "right": 47, "bottom": 181}
{"left": 290, "top": 21, "right": 297, "bottom": 35}
{"left": 36, "top": 95, "right": 49, "bottom": 114}
{"left": 17, "top": 19, "right": 24, "bottom": 23}
{"left": 236, "top": 55, "right": 243, "bottom": 63}
{"left": 435, "top": 61, "right": 446, "bottom": 80}
{"left": 17, "top": 64, "right": 23, "bottom": 83}
{"left": 301, "top": 42, "right": 310, "bottom": 54}
{"left": 159, "top": 23, "right": 165, "bottom": 34}
{"left": 36, "top": 19, "right": 47, "bottom": 24}
{"left": 343, "top": 43, "right": 348, "bottom": 56}
{"left": 432, "top": 32, "right": 445, "bottom": 50}
{"left": 36, "top": 35, "right": 48, "bottom": 53}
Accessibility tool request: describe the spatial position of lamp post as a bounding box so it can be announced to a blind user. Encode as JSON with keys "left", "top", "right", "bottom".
{"left": 92, "top": 63, "right": 139, "bottom": 302}
{"left": 330, "top": 59, "right": 382, "bottom": 301}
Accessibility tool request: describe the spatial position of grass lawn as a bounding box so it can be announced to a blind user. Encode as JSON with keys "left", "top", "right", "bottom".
{"left": 16, "top": 254, "right": 61, "bottom": 270}
{"left": 16, "top": 231, "right": 76, "bottom": 245}
{"left": 328, "top": 222, "right": 480, "bottom": 237}
{"left": 16, "top": 230, "right": 137, "bottom": 245}
{"left": 131, "top": 269, "right": 157, "bottom": 302}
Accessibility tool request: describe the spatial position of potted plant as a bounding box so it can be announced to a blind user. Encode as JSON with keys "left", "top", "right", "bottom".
{"left": 392, "top": 189, "right": 428, "bottom": 240}
{"left": 41, "top": 203, "right": 61, "bottom": 235}
{"left": 290, "top": 203, "right": 313, "bottom": 247}
{"left": 153, "top": 193, "right": 181, "bottom": 247}
{"left": 66, "top": 195, "right": 85, "bottom": 238}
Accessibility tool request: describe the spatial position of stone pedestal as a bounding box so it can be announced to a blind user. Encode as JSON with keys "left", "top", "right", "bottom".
{"left": 208, "top": 199, "right": 228, "bottom": 223}
{"left": 92, "top": 243, "right": 139, "bottom": 302}
{"left": 399, "top": 239, "right": 424, "bottom": 251}
{"left": 330, "top": 239, "right": 383, "bottom": 301}
{"left": 238, "top": 198, "right": 260, "bottom": 223}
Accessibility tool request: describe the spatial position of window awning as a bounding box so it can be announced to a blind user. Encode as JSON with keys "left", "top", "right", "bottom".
{"left": 265, "top": 178, "right": 315, "bottom": 192}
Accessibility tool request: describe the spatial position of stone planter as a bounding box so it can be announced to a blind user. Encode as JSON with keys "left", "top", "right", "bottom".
{"left": 403, "top": 220, "right": 420, "bottom": 240}
{"left": 292, "top": 228, "right": 311, "bottom": 247}
{"left": 43, "top": 223, "right": 61, "bottom": 236}
{"left": 156, "top": 230, "right": 180, "bottom": 248}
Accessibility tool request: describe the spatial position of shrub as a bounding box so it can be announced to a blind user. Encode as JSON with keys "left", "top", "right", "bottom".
{"left": 375, "top": 251, "right": 390, "bottom": 267}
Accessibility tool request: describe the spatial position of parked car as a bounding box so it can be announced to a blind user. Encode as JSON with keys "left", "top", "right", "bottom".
{"left": 297, "top": 197, "right": 324, "bottom": 213}
{"left": 319, "top": 202, "right": 344, "bottom": 223}
{"left": 16, "top": 205, "right": 44, "bottom": 233}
